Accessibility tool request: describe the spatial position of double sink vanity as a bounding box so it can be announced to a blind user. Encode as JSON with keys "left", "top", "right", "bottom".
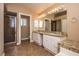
{"left": 32, "top": 31, "right": 79, "bottom": 56}
{"left": 32, "top": 31, "right": 66, "bottom": 55}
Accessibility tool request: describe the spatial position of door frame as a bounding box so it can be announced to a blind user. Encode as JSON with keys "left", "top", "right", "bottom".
{"left": 4, "top": 12, "right": 17, "bottom": 45}
{"left": 17, "top": 13, "right": 32, "bottom": 45}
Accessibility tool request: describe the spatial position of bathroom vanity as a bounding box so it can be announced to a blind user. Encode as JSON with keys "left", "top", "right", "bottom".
{"left": 32, "top": 31, "right": 66, "bottom": 55}
{"left": 43, "top": 32, "right": 66, "bottom": 54}
{"left": 32, "top": 32, "right": 43, "bottom": 46}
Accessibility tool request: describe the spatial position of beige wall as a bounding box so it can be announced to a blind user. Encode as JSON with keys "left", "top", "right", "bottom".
{"left": 0, "top": 3, "right": 4, "bottom": 55}
{"left": 64, "top": 4, "right": 79, "bottom": 41}
{"left": 6, "top": 4, "right": 32, "bottom": 15}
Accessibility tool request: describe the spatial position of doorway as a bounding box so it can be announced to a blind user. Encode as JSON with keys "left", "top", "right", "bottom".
{"left": 21, "top": 15, "right": 30, "bottom": 41}
{"left": 4, "top": 11, "right": 17, "bottom": 44}
{"left": 45, "top": 19, "right": 50, "bottom": 32}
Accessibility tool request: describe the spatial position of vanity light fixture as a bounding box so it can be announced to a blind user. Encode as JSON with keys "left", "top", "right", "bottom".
{"left": 48, "top": 5, "right": 65, "bottom": 14}
{"left": 41, "top": 5, "right": 66, "bottom": 18}
{"left": 38, "top": 14, "right": 46, "bottom": 18}
{"left": 60, "top": 5, "right": 67, "bottom": 11}
{"left": 48, "top": 11, "right": 52, "bottom": 14}
{"left": 52, "top": 10, "right": 54, "bottom": 12}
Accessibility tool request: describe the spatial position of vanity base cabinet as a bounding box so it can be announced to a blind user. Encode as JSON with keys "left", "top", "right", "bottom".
{"left": 32, "top": 33, "right": 43, "bottom": 46}
{"left": 43, "top": 35, "right": 62, "bottom": 54}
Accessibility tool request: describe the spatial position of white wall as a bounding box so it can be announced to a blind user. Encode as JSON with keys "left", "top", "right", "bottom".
{"left": 0, "top": 3, "right": 4, "bottom": 55}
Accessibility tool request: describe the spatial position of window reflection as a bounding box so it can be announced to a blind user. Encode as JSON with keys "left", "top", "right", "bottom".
{"left": 34, "top": 20, "right": 39, "bottom": 28}
{"left": 34, "top": 20, "right": 43, "bottom": 28}
{"left": 21, "top": 18, "right": 27, "bottom": 27}
{"left": 10, "top": 16, "right": 16, "bottom": 28}
{"left": 39, "top": 20, "right": 43, "bottom": 28}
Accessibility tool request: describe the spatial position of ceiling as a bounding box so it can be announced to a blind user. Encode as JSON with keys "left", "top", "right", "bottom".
{"left": 6, "top": 3, "right": 54, "bottom": 15}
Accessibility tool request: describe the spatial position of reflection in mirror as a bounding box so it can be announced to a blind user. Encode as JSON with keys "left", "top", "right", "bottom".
{"left": 33, "top": 6, "right": 67, "bottom": 36}
{"left": 51, "top": 10, "right": 67, "bottom": 33}
{"left": 33, "top": 20, "right": 44, "bottom": 31}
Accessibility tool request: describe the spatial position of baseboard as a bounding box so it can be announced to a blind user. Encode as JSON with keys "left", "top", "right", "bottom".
{"left": 1, "top": 52, "right": 5, "bottom": 56}
{"left": 5, "top": 42, "right": 16, "bottom": 45}
{"left": 21, "top": 38, "right": 29, "bottom": 40}
{"left": 17, "top": 42, "right": 21, "bottom": 45}
{"left": 30, "top": 39, "right": 34, "bottom": 42}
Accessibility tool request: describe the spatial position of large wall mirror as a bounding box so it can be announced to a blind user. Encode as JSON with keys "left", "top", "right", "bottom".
{"left": 44, "top": 10, "right": 67, "bottom": 35}
{"left": 33, "top": 5, "right": 68, "bottom": 36}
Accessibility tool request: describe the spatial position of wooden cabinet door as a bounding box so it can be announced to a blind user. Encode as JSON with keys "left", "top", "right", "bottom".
{"left": 33, "top": 33, "right": 42, "bottom": 46}
{"left": 43, "top": 35, "right": 51, "bottom": 50}
{"left": 37, "top": 34, "right": 42, "bottom": 46}
{"left": 43, "top": 35, "right": 61, "bottom": 54}
{"left": 50, "top": 37, "right": 60, "bottom": 54}
{"left": 43, "top": 35, "right": 48, "bottom": 49}
{"left": 32, "top": 33, "right": 38, "bottom": 43}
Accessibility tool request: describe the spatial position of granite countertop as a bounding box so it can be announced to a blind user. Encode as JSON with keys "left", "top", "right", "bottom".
{"left": 33, "top": 31, "right": 67, "bottom": 37}
{"left": 59, "top": 39, "right": 79, "bottom": 53}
